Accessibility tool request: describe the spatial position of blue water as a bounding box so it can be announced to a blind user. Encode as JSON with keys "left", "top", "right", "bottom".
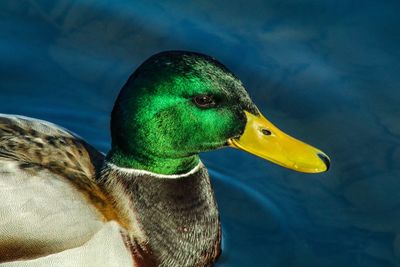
{"left": 1, "top": 1, "right": 399, "bottom": 266}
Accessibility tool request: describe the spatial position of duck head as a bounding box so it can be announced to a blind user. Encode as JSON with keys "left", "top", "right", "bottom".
{"left": 108, "top": 51, "right": 330, "bottom": 175}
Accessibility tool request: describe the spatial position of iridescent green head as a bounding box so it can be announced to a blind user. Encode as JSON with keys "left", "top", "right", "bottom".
{"left": 108, "top": 51, "right": 330, "bottom": 175}
{"left": 108, "top": 51, "right": 257, "bottom": 174}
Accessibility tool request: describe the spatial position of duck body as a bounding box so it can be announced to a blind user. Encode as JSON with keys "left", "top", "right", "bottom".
{"left": 0, "top": 115, "right": 106, "bottom": 262}
{"left": 0, "top": 114, "right": 220, "bottom": 266}
{"left": 0, "top": 51, "right": 329, "bottom": 266}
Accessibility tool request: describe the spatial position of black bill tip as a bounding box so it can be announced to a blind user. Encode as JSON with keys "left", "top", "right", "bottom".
{"left": 317, "top": 153, "right": 330, "bottom": 171}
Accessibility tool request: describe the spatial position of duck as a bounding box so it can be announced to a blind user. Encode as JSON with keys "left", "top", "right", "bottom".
{"left": 0, "top": 51, "right": 330, "bottom": 267}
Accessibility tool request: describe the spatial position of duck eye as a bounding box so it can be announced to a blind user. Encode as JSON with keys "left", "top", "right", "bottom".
{"left": 193, "top": 95, "right": 216, "bottom": 108}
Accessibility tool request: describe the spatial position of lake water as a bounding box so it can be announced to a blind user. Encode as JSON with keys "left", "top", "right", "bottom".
{"left": 1, "top": 1, "right": 399, "bottom": 266}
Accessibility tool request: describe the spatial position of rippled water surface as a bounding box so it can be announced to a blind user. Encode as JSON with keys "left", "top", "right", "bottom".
{"left": 1, "top": 1, "right": 400, "bottom": 266}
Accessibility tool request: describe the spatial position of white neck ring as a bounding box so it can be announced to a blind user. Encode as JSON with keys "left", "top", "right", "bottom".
{"left": 104, "top": 161, "right": 203, "bottom": 179}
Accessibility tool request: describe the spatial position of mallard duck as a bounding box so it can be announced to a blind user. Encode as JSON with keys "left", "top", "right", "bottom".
{"left": 0, "top": 51, "right": 329, "bottom": 267}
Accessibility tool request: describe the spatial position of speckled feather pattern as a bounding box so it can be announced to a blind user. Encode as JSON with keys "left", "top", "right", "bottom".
{"left": 0, "top": 114, "right": 127, "bottom": 221}
{"left": 0, "top": 115, "right": 109, "bottom": 262}
{"left": 0, "top": 114, "right": 103, "bottom": 183}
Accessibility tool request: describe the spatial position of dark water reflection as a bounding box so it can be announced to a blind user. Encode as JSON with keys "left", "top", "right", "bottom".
{"left": 1, "top": 1, "right": 399, "bottom": 266}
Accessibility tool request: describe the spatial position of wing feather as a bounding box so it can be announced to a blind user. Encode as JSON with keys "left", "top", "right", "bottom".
{"left": 0, "top": 115, "right": 121, "bottom": 262}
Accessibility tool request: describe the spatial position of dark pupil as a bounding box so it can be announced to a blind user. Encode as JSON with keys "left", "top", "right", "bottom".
{"left": 194, "top": 95, "right": 215, "bottom": 107}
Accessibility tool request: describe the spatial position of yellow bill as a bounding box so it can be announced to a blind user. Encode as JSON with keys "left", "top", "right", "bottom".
{"left": 228, "top": 111, "right": 330, "bottom": 173}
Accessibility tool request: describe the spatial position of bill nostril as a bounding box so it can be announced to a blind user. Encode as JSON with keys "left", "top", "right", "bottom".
{"left": 261, "top": 128, "right": 271, "bottom": 136}
{"left": 317, "top": 153, "right": 330, "bottom": 171}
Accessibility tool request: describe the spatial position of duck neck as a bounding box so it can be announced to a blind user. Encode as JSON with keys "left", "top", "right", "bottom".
{"left": 106, "top": 147, "right": 200, "bottom": 175}
{"left": 99, "top": 161, "right": 221, "bottom": 267}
